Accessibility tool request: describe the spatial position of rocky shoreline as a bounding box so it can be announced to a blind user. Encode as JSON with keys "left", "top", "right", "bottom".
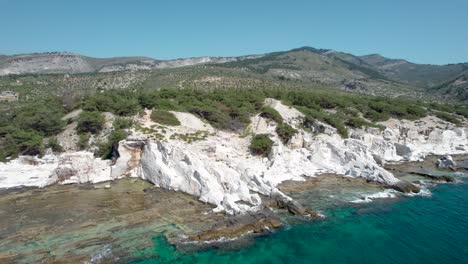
{"left": 1, "top": 154, "right": 467, "bottom": 263}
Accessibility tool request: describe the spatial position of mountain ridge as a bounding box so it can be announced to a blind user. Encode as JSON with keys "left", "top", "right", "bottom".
{"left": 1, "top": 47, "right": 467, "bottom": 101}
{"left": 0, "top": 51, "right": 263, "bottom": 76}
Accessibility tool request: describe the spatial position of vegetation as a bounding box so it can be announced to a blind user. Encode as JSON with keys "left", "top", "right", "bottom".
{"left": 14, "top": 99, "right": 65, "bottom": 136}
{"left": 0, "top": 126, "right": 43, "bottom": 160}
{"left": 46, "top": 136, "right": 63, "bottom": 153}
{"left": 170, "top": 131, "right": 213, "bottom": 143}
{"left": 150, "top": 110, "right": 181, "bottom": 126}
{"left": 96, "top": 129, "right": 127, "bottom": 159}
{"left": 344, "top": 117, "right": 385, "bottom": 130}
{"left": 78, "top": 133, "right": 90, "bottom": 150}
{"left": 77, "top": 111, "right": 105, "bottom": 134}
{"left": 276, "top": 123, "right": 298, "bottom": 144}
{"left": 434, "top": 112, "right": 461, "bottom": 125}
{"left": 249, "top": 134, "right": 274, "bottom": 156}
{"left": 82, "top": 90, "right": 140, "bottom": 116}
{"left": 260, "top": 106, "right": 283, "bottom": 123}
{"left": 0, "top": 79, "right": 466, "bottom": 161}
{"left": 113, "top": 117, "right": 133, "bottom": 129}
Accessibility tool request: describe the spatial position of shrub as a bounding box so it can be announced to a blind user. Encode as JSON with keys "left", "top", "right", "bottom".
{"left": 150, "top": 110, "right": 181, "bottom": 126}
{"left": 96, "top": 129, "right": 128, "bottom": 159}
{"left": 406, "top": 105, "right": 427, "bottom": 119}
{"left": 78, "top": 133, "right": 89, "bottom": 150}
{"left": 276, "top": 123, "right": 298, "bottom": 144}
{"left": 344, "top": 117, "right": 368, "bottom": 128}
{"left": 323, "top": 116, "right": 348, "bottom": 138}
{"left": 249, "top": 134, "right": 274, "bottom": 156}
{"left": 260, "top": 106, "right": 283, "bottom": 123}
{"left": 77, "top": 111, "right": 105, "bottom": 134}
{"left": 190, "top": 107, "right": 231, "bottom": 129}
{"left": 345, "top": 117, "right": 385, "bottom": 130}
{"left": 302, "top": 115, "right": 316, "bottom": 128}
{"left": 365, "top": 110, "right": 390, "bottom": 122}
{"left": 46, "top": 136, "right": 63, "bottom": 153}
{"left": 83, "top": 90, "right": 140, "bottom": 116}
{"left": 434, "top": 112, "right": 461, "bottom": 125}
{"left": 113, "top": 117, "right": 133, "bottom": 129}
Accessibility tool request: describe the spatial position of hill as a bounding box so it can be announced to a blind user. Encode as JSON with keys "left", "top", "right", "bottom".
{"left": 0, "top": 47, "right": 467, "bottom": 102}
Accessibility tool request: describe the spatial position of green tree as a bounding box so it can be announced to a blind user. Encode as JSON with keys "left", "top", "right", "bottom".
{"left": 14, "top": 100, "right": 65, "bottom": 136}
{"left": 0, "top": 126, "right": 44, "bottom": 160}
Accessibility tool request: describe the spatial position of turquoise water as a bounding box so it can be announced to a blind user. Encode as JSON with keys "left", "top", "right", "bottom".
{"left": 131, "top": 179, "right": 468, "bottom": 264}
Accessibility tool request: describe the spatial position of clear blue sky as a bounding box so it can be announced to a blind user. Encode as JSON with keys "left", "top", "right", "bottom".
{"left": 1, "top": 0, "right": 467, "bottom": 65}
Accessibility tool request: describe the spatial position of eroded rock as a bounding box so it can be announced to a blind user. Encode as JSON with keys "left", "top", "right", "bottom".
{"left": 390, "top": 181, "right": 420, "bottom": 193}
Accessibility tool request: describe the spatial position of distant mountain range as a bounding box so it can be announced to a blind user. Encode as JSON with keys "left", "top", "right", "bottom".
{"left": 1, "top": 47, "right": 467, "bottom": 101}
{"left": 0, "top": 52, "right": 261, "bottom": 76}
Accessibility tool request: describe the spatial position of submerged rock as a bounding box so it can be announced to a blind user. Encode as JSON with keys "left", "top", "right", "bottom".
{"left": 268, "top": 192, "right": 320, "bottom": 217}
{"left": 408, "top": 170, "right": 456, "bottom": 183}
{"left": 188, "top": 209, "right": 282, "bottom": 242}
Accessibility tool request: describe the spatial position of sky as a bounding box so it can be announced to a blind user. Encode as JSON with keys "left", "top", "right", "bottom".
{"left": 1, "top": 0, "right": 467, "bottom": 65}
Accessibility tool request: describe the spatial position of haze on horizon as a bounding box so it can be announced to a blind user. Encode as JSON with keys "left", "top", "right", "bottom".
{"left": 1, "top": 0, "right": 467, "bottom": 65}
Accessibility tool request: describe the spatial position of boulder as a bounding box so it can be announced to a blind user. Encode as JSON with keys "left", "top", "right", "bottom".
{"left": 269, "top": 192, "right": 319, "bottom": 217}
{"left": 394, "top": 143, "right": 412, "bottom": 158}
{"left": 390, "top": 181, "right": 420, "bottom": 193}
{"left": 309, "top": 120, "right": 337, "bottom": 135}
{"left": 437, "top": 155, "right": 457, "bottom": 170}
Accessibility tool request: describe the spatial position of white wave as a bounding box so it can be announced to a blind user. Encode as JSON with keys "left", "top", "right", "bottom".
{"left": 405, "top": 186, "right": 432, "bottom": 197}
{"left": 86, "top": 244, "right": 112, "bottom": 264}
{"left": 350, "top": 189, "right": 398, "bottom": 203}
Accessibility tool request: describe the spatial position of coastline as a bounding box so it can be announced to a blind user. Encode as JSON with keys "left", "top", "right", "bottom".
{"left": 1, "top": 154, "right": 466, "bottom": 263}
{"left": 1, "top": 98, "right": 467, "bottom": 263}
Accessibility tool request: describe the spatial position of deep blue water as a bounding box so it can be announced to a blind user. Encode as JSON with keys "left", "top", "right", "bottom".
{"left": 131, "top": 179, "right": 468, "bottom": 264}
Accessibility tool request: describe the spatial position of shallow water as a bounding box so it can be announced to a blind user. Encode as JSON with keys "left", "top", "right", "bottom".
{"left": 1, "top": 170, "right": 467, "bottom": 263}
{"left": 0, "top": 179, "right": 224, "bottom": 263}
{"left": 131, "top": 178, "right": 468, "bottom": 264}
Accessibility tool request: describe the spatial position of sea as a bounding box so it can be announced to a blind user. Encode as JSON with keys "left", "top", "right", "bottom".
{"left": 130, "top": 177, "right": 468, "bottom": 264}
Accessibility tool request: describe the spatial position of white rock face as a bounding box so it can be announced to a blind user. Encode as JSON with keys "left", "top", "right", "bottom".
{"left": 50, "top": 152, "right": 112, "bottom": 185}
{"left": 356, "top": 116, "right": 468, "bottom": 162}
{"left": 139, "top": 141, "right": 262, "bottom": 214}
{"left": 131, "top": 100, "right": 467, "bottom": 214}
{"left": 0, "top": 156, "right": 59, "bottom": 188}
{"left": 111, "top": 140, "right": 144, "bottom": 179}
{"left": 0, "top": 152, "right": 114, "bottom": 188}
{"left": 1, "top": 99, "right": 467, "bottom": 215}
